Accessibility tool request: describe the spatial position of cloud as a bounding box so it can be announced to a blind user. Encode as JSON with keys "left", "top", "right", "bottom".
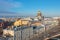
{"left": 0, "top": 0, "right": 22, "bottom": 11}
{"left": 0, "top": 11, "right": 21, "bottom": 16}
{"left": 0, "top": 11, "right": 17, "bottom": 14}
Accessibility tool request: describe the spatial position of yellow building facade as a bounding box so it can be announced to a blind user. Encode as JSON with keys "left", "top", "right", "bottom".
{"left": 14, "top": 20, "right": 30, "bottom": 26}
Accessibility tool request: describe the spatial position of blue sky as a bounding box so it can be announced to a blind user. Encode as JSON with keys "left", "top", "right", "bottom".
{"left": 0, "top": 0, "right": 60, "bottom": 17}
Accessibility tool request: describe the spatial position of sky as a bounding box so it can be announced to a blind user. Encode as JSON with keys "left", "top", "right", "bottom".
{"left": 0, "top": 0, "right": 60, "bottom": 17}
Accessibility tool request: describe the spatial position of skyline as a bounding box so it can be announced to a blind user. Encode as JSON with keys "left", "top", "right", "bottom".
{"left": 0, "top": 0, "right": 60, "bottom": 17}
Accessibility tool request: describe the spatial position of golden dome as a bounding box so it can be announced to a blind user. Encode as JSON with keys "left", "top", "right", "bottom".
{"left": 37, "top": 11, "right": 42, "bottom": 17}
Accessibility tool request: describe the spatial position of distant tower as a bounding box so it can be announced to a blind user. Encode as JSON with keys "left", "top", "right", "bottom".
{"left": 36, "top": 10, "right": 44, "bottom": 24}
{"left": 36, "top": 11, "right": 42, "bottom": 20}
{"left": 37, "top": 11, "right": 42, "bottom": 17}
